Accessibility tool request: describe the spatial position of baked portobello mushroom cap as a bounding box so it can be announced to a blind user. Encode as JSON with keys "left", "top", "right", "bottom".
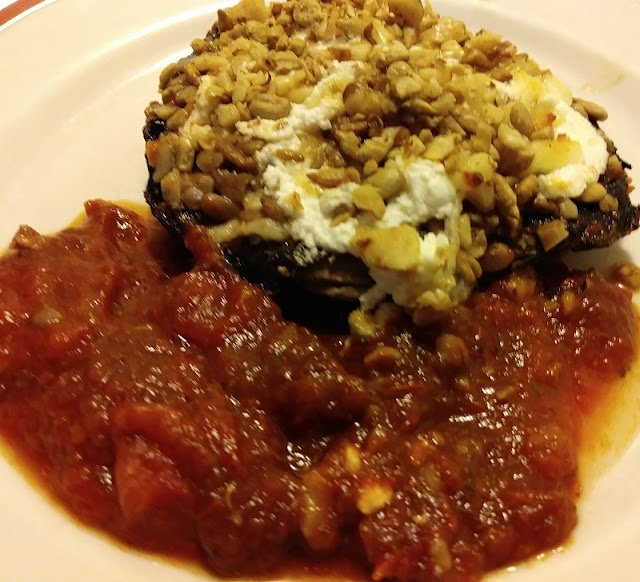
{"left": 143, "top": 0, "right": 639, "bottom": 318}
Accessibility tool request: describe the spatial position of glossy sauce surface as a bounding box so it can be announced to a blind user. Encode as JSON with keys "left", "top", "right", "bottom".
{"left": 0, "top": 201, "right": 636, "bottom": 582}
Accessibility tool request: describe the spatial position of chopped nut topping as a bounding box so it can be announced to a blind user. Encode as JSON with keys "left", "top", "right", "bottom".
{"left": 145, "top": 0, "right": 618, "bottom": 323}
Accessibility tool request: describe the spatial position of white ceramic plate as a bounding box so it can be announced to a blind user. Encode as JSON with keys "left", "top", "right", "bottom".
{"left": 1, "top": 1, "right": 640, "bottom": 580}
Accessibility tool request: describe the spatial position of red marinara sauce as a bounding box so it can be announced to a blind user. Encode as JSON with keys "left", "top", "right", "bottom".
{"left": 0, "top": 201, "right": 636, "bottom": 581}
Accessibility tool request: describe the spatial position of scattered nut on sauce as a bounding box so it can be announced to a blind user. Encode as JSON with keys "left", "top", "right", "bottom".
{"left": 357, "top": 482, "right": 394, "bottom": 515}
{"left": 32, "top": 306, "right": 63, "bottom": 327}
{"left": 364, "top": 346, "right": 402, "bottom": 369}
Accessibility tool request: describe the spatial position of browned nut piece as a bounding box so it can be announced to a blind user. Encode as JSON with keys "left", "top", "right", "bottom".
{"left": 261, "top": 195, "right": 286, "bottom": 220}
{"left": 461, "top": 152, "right": 496, "bottom": 181}
{"left": 152, "top": 138, "right": 176, "bottom": 182}
{"left": 364, "top": 346, "right": 402, "bottom": 369}
{"left": 276, "top": 149, "right": 305, "bottom": 163}
{"left": 599, "top": 193, "right": 619, "bottom": 212}
{"left": 428, "top": 530, "right": 452, "bottom": 566}
{"left": 201, "top": 194, "right": 241, "bottom": 223}
{"left": 174, "top": 85, "right": 197, "bottom": 107}
{"left": 489, "top": 67, "right": 513, "bottom": 82}
{"left": 436, "top": 334, "right": 469, "bottom": 367}
{"left": 330, "top": 210, "right": 354, "bottom": 226}
{"left": 509, "top": 102, "right": 535, "bottom": 137}
{"left": 579, "top": 182, "right": 607, "bottom": 203}
{"left": 193, "top": 52, "right": 228, "bottom": 73}
{"left": 455, "top": 249, "right": 482, "bottom": 285}
{"left": 160, "top": 169, "right": 182, "bottom": 206}
{"left": 468, "top": 185, "right": 497, "bottom": 214}
{"left": 196, "top": 150, "right": 224, "bottom": 173}
{"left": 496, "top": 123, "right": 535, "bottom": 175}
{"left": 211, "top": 171, "right": 253, "bottom": 204}
{"left": 515, "top": 174, "right": 539, "bottom": 205}
{"left": 216, "top": 103, "right": 242, "bottom": 128}
{"left": 425, "top": 134, "right": 457, "bottom": 161}
{"left": 537, "top": 219, "right": 569, "bottom": 251}
{"left": 391, "top": 76, "right": 423, "bottom": 100}
{"left": 182, "top": 186, "right": 204, "bottom": 210}
{"left": 462, "top": 46, "right": 493, "bottom": 71}
{"left": 530, "top": 126, "right": 555, "bottom": 141}
{"left": 573, "top": 97, "right": 608, "bottom": 122}
{"left": 529, "top": 138, "right": 581, "bottom": 174}
{"left": 343, "top": 82, "right": 396, "bottom": 117}
{"left": 413, "top": 289, "right": 454, "bottom": 326}
{"left": 363, "top": 159, "right": 379, "bottom": 176}
{"left": 572, "top": 100, "right": 588, "bottom": 118}
{"left": 176, "top": 136, "right": 196, "bottom": 171}
{"left": 12, "top": 225, "right": 45, "bottom": 251}
{"left": 558, "top": 290, "right": 578, "bottom": 316}
{"left": 183, "top": 62, "right": 201, "bottom": 86}
{"left": 348, "top": 309, "right": 379, "bottom": 339}
{"left": 352, "top": 185, "right": 386, "bottom": 219}
{"left": 344, "top": 445, "right": 362, "bottom": 474}
{"left": 531, "top": 193, "right": 558, "bottom": 215}
{"left": 494, "top": 174, "right": 520, "bottom": 236}
{"left": 248, "top": 93, "right": 292, "bottom": 120}
{"left": 506, "top": 272, "right": 537, "bottom": 300}
{"left": 558, "top": 199, "right": 578, "bottom": 220}
{"left": 218, "top": 0, "right": 268, "bottom": 31}
{"left": 371, "top": 40, "right": 410, "bottom": 67}
{"left": 192, "top": 173, "right": 215, "bottom": 194}
{"left": 32, "top": 306, "right": 63, "bottom": 327}
{"left": 327, "top": 45, "right": 352, "bottom": 61}
{"left": 158, "top": 62, "right": 180, "bottom": 88}
{"left": 289, "top": 85, "right": 313, "bottom": 104}
{"left": 364, "top": 163, "right": 406, "bottom": 199}
{"left": 607, "top": 155, "right": 625, "bottom": 180}
{"left": 480, "top": 242, "right": 515, "bottom": 273}
{"left": 388, "top": 0, "right": 424, "bottom": 27}
{"left": 358, "top": 135, "right": 395, "bottom": 163}
{"left": 386, "top": 61, "right": 412, "bottom": 81}
{"left": 466, "top": 29, "right": 502, "bottom": 55}
{"left": 498, "top": 121, "right": 528, "bottom": 151}
{"left": 357, "top": 482, "right": 393, "bottom": 515}
{"left": 148, "top": 103, "right": 178, "bottom": 121}
{"left": 166, "top": 109, "right": 189, "bottom": 132}
{"left": 307, "top": 168, "right": 349, "bottom": 188}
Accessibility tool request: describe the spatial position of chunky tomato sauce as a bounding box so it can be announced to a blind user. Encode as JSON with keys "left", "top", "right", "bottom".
{"left": 0, "top": 201, "right": 636, "bottom": 581}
